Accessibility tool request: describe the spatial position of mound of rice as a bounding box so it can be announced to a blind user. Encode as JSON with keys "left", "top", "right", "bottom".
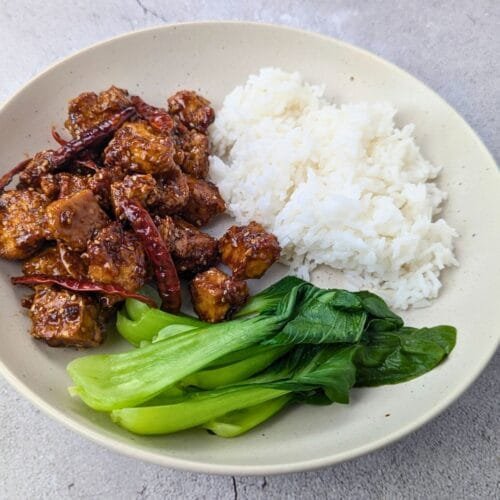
{"left": 209, "top": 68, "right": 458, "bottom": 309}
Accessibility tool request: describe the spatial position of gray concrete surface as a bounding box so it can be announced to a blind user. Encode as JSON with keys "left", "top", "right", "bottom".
{"left": 0, "top": 1, "right": 498, "bottom": 498}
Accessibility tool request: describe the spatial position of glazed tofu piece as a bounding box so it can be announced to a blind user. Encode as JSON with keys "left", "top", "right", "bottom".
{"left": 86, "top": 170, "right": 113, "bottom": 210}
{"left": 22, "top": 243, "right": 86, "bottom": 278}
{"left": 130, "top": 95, "right": 174, "bottom": 135}
{"left": 104, "top": 121, "right": 176, "bottom": 176}
{"left": 22, "top": 246, "right": 67, "bottom": 276}
{"left": 219, "top": 221, "right": 281, "bottom": 279}
{"left": 167, "top": 90, "right": 215, "bottom": 132}
{"left": 42, "top": 172, "right": 93, "bottom": 201}
{"left": 46, "top": 189, "right": 109, "bottom": 251}
{"left": 110, "top": 170, "right": 189, "bottom": 218}
{"left": 0, "top": 189, "right": 49, "bottom": 260}
{"left": 65, "top": 85, "right": 131, "bottom": 137}
{"left": 55, "top": 172, "right": 90, "bottom": 198}
{"left": 40, "top": 170, "right": 113, "bottom": 209}
{"left": 153, "top": 167, "right": 189, "bottom": 216}
{"left": 18, "top": 151, "right": 54, "bottom": 189}
{"left": 176, "top": 129, "right": 209, "bottom": 179}
{"left": 157, "top": 216, "right": 218, "bottom": 274}
{"left": 180, "top": 175, "right": 225, "bottom": 227}
{"left": 110, "top": 174, "right": 158, "bottom": 218}
{"left": 85, "top": 222, "right": 146, "bottom": 292}
{"left": 38, "top": 173, "right": 61, "bottom": 199}
{"left": 58, "top": 243, "right": 88, "bottom": 278}
{"left": 189, "top": 267, "right": 248, "bottom": 323}
{"left": 29, "top": 285, "right": 104, "bottom": 347}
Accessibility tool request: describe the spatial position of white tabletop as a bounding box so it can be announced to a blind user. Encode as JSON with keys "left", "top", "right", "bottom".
{"left": 0, "top": 1, "right": 498, "bottom": 498}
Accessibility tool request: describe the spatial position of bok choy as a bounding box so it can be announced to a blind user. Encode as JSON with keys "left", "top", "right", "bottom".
{"left": 67, "top": 277, "right": 456, "bottom": 437}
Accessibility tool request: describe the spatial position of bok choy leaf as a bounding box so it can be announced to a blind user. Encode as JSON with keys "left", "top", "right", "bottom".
{"left": 354, "top": 325, "right": 456, "bottom": 386}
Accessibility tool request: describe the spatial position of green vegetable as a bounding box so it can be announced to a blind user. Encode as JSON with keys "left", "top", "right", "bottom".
{"left": 250, "top": 345, "right": 358, "bottom": 405}
{"left": 111, "top": 345, "right": 357, "bottom": 435}
{"left": 68, "top": 312, "right": 295, "bottom": 411}
{"left": 235, "top": 275, "right": 307, "bottom": 317}
{"left": 354, "top": 291, "right": 403, "bottom": 332}
{"left": 205, "top": 345, "right": 289, "bottom": 369}
{"left": 134, "top": 324, "right": 200, "bottom": 348}
{"left": 181, "top": 346, "right": 290, "bottom": 390}
{"left": 68, "top": 283, "right": 304, "bottom": 410}
{"left": 67, "top": 276, "right": 457, "bottom": 437}
{"left": 116, "top": 308, "right": 204, "bottom": 347}
{"left": 125, "top": 298, "right": 151, "bottom": 322}
{"left": 152, "top": 324, "right": 200, "bottom": 342}
{"left": 202, "top": 395, "right": 293, "bottom": 437}
{"left": 269, "top": 288, "right": 367, "bottom": 345}
{"left": 125, "top": 299, "right": 150, "bottom": 322}
{"left": 111, "top": 386, "right": 289, "bottom": 435}
{"left": 125, "top": 286, "right": 161, "bottom": 321}
{"left": 140, "top": 385, "right": 187, "bottom": 405}
{"left": 265, "top": 287, "right": 403, "bottom": 347}
{"left": 355, "top": 325, "right": 456, "bottom": 386}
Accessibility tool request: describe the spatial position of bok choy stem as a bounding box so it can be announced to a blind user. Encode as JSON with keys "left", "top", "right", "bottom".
{"left": 181, "top": 345, "right": 290, "bottom": 390}
{"left": 111, "top": 386, "right": 289, "bottom": 435}
{"left": 68, "top": 314, "right": 289, "bottom": 411}
{"left": 116, "top": 307, "right": 204, "bottom": 347}
{"left": 202, "top": 394, "right": 293, "bottom": 437}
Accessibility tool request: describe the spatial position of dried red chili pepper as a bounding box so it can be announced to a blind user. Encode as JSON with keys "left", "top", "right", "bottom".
{"left": 51, "top": 127, "right": 103, "bottom": 171}
{"left": 73, "top": 158, "right": 100, "bottom": 171}
{"left": 11, "top": 274, "right": 156, "bottom": 308}
{"left": 1, "top": 107, "right": 135, "bottom": 191}
{"left": 0, "top": 158, "right": 31, "bottom": 191}
{"left": 51, "top": 127, "right": 69, "bottom": 146}
{"left": 131, "top": 95, "right": 174, "bottom": 135}
{"left": 50, "top": 106, "right": 136, "bottom": 165}
{"left": 121, "top": 199, "right": 181, "bottom": 312}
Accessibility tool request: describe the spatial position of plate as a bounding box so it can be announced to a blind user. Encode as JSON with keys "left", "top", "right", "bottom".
{"left": 0, "top": 22, "right": 498, "bottom": 475}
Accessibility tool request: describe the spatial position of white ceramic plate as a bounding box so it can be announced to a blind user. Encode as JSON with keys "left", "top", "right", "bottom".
{"left": 0, "top": 22, "right": 498, "bottom": 475}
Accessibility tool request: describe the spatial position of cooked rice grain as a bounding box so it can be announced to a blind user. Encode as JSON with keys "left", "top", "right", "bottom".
{"left": 210, "top": 68, "right": 458, "bottom": 309}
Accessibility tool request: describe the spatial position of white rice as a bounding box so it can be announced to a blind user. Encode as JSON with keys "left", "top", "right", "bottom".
{"left": 209, "top": 68, "right": 458, "bottom": 309}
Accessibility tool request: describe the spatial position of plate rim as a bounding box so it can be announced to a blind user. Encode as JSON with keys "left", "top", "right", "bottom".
{"left": 0, "top": 20, "right": 498, "bottom": 475}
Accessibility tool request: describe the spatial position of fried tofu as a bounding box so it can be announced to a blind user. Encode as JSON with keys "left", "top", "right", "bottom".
{"left": 167, "top": 90, "right": 215, "bottom": 132}
{"left": 0, "top": 189, "right": 49, "bottom": 260}
{"left": 176, "top": 129, "right": 209, "bottom": 178}
{"left": 18, "top": 151, "right": 54, "bottom": 189}
{"left": 110, "top": 170, "right": 190, "bottom": 218}
{"left": 23, "top": 243, "right": 86, "bottom": 278}
{"left": 40, "top": 170, "right": 113, "bottom": 210}
{"left": 29, "top": 286, "right": 104, "bottom": 347}
{"left": 157, "top": 216, "right": 218, "bottom": 275}
{"left": 46, "top": 189, "right": 109, "bottom": 251}
{"left": 85, "top": 222, "right": 146, "bottom": 292}
{"left": 22, "top": 246, "right": 66, "bottom": 277}
{"left": 219, "top": 221, "right": 281, "bottom": 279}
{"left": 65, "top": 85, "right": 131, "bottom": 137}
{"left": 110, "top": 174, "right": 158, "bottom": 218}
{"left": 189, "top": 267, "right": 248, "bottom": 323}
{"left": 180, "top": 175, "right": 225, "bottom": 226}
{"left": 104, "top": 121, "right": 176, "bottom": 176}
{"left": 153, "top": 167, "right": 190, "bottom": 216}
{"left": 55, "top": 172, "right": 90, "bottom": 198}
